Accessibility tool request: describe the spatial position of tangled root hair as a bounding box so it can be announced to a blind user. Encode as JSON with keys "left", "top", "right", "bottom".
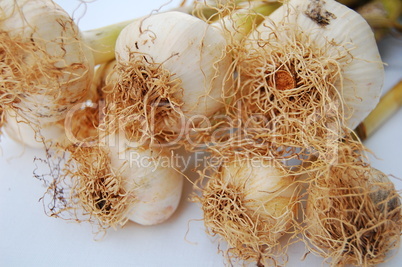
{"left": 67, "top": 144, "right": 135, "bottom": 230}
{"left": 38, "top": 142, "right": 137, "bottom": 235}
{"left": 101, "top": 56, "right": 184, "bottom": 146}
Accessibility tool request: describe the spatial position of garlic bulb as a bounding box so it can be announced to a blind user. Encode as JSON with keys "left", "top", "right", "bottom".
{"left": 104, "top": 131, "right": 183, "bottom": 225}
{"left": 112, "top": 11, "right": 232, "bottom": 138}
{"left": 49, "top": 129, "right": 184, "bottom": 228}
{"left": 230, "top": 0, "right": 384, "bottom": 156}
{"left": 304, "top": 146, "right": 401, "bottom": 266}
{"left": 256, "top": 0, "right": 384, "bottom": 130}
{"left": 0, "top": 0, "right": 94, "bottom": 147}
{"left": 200, "top": 156, "right": 299, "bottom": 265}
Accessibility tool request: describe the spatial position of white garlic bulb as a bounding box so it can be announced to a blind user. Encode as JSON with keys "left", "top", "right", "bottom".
{"left": 200, "top": 156, "right": 299, "bottom": 264}
{"left": 1, "top": 0, "right": 94, "bottom": 147}
{"left": 254, "top": 0, "right": 384, "bottom": 130}
{"left": 114, "top": 11, "right": 232, "bottom": 133}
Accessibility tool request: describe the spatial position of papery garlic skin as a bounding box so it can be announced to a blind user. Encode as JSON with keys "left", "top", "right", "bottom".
{"left": 259, "top": 0, "right": 383, "bottom": 130}
{"left": 221, "top": 157, "right": 298, "bottom": 236}
{"left": 114, "top": 11, "right": 232, "bottom": 131}
{"left": 104, "top": 132, "right": 183, "bottom": 225}
{"left": 1, "top": 0, "right": 94, "bottom": 146}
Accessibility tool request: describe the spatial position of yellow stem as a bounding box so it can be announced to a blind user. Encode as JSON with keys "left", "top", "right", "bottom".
{"left": 217, "top": 2, "right": 281, "bottom": 42}
{"left": 357, "top": 0, "right": 402, "bottom": 40}
{"left": 82, "top": 20, "right": 134, "bottom": 65}
{"left": 354, "top": 80, "right": 402, "bottom": 140}
{"left": 380, "top": 0, "right": 402, "bottom": 21}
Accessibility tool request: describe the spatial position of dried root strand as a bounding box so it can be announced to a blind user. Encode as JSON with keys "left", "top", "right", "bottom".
{"left": 101, "top": 57, "right": 184, "bottom": 146}
{"left": 303, "top": 142, "right": 402, "bottom": 266}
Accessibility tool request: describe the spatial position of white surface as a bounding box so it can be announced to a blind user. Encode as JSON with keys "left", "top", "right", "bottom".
{"left": 1, "top": 1, "right": 401, "bottom": 266}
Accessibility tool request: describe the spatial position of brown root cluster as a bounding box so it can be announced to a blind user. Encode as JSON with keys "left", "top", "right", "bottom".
{"left": 66, "top": 144, "right": 135, "bottom": 230}
{"left": 38, "top": 140, "right": 136, "bottom": 234}
{"left": 194, "top": 153, "right": 302, "bottom": 266}
{"left": 101, "top": 57, "right": 184, "bottom": 146}
{"left": 303, "top": 141, "right": 402, "bottom": 266}
{"left": 217, "top": 21, "right": 350, "bottom": 159}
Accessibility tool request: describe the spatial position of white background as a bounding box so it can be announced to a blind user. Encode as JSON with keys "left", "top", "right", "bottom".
{"left": 1, "top": 0, "right": 401, "bottom": 266}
